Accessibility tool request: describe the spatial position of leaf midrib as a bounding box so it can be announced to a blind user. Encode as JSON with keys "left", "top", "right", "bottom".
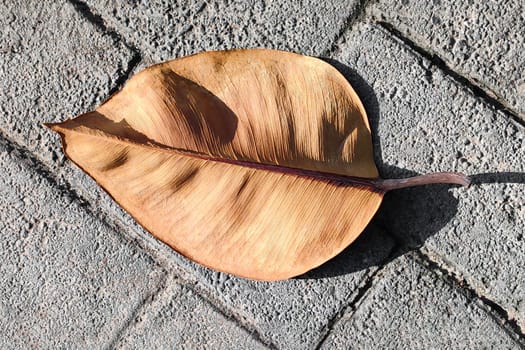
{"left": 52, "top": 122, "right": 383, "bottom": 192}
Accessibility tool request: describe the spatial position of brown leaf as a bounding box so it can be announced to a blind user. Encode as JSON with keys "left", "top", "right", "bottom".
{"left": 46, "top": 49, "right": 469, "bottom": 280}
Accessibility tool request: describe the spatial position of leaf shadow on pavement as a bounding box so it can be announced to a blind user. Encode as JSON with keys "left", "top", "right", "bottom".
{"left": 300, "top": 58, "right": 525, "bottom": 279}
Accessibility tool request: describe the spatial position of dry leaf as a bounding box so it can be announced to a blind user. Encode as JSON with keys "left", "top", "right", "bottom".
{"left": 46, "top": 49, "right": 469, "bottom": 280}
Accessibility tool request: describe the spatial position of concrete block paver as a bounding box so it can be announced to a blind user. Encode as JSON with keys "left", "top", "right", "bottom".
{"left": 370, "top": 0, "right": 525, "bottom": 118}
{"left": 332, "top": 22, "right": 525, "bottom": 330}
{"left": 84, "top": 0, "right": 362, "bottom": 60}
{"left": 0, "top": 0, "right": 145, "bottom": 254}
{"left": 320, "top": 255, "right": 521, "bottom": 349}
{"left": 116, "top": 279, "right": 268, "bottom": 349}
{"left": 0, "top": 136, "right": 164, "bottom": 348}
{"left": 0, "top": 0, "right": 173, "bottom": 323}
{"left": 0, "top": 0, "right": 134, "bottom": 166}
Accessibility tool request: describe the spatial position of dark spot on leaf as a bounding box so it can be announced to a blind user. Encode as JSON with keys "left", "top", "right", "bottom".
{"left": 168, "top": 166, "right": 199, "bottom": 191}
{"left": 100, "top": 149, "right": 128, "bottom": 171}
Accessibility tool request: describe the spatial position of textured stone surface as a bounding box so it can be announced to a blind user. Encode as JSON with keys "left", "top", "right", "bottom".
{"left": 85, "top": 0, "right": 361, "bottom": 60}
{"left": 0, "top": 0, "right": 134, "bottom": 165}
{"left": 320, "top": 255, "right": 521, "bottom": 349}
{"left": 332, "top": 23, "right": 525, "bottom": 329}
{"left": 0, "top": 138, "right": 164, "bottom": 348}
{"left": 117, "top": 280, "right": 267, "bottom": 349}
{"left": 370, "top": 0, "right": 525, "bottom": 118}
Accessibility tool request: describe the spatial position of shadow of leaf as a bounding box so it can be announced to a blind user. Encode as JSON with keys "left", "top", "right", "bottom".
{"left": 470, "top": 172, "right": 525, "bottom": 185}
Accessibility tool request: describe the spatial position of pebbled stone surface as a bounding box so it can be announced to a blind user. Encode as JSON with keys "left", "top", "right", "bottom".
{"left": 117, "top": 279, "right": 267, "bottom": 349}
{"left": 332, "top": 23, "right": 525, "bottom": 330}
{"left": 0, "top": 135, "right": 164, "bottom": 348}
{"left": 370, "top": 0, "right": 525, "bottom": 118}
{"left": 0, "top": 0, "right": 134, "bottom": 166}
{"left": 320, "top": 254, "right": 522, "bottom": 349}
{"left": 84, "top": 0, "right": 362, "bottom": 60}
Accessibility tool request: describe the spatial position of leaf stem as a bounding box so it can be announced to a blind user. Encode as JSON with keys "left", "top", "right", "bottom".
{"left": 372, "top": 172, "right": 471, "bottom": 192}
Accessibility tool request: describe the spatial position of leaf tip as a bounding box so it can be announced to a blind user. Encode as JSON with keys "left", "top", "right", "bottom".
{"left": 43, "top": 122, "right": 59, "bottom": 131}
{"left": 43, "top": 121, "right": 70, "bottom": 135}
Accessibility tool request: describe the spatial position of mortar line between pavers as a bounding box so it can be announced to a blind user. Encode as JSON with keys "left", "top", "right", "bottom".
{"left": 107, "top": 51, "right": 142, "bottom": 97}
{"left": 157, "top": 267, "right": 281, "bottom": 349}
{"left": 68, "top": 0, "right": 138, "bottom": 53}
{"left": 0, "top": 130, "right": 181, "bottom": 348}
{"left": 320, "top": 0, "right": 372, "bottom": 58}
{"left": 107, "top": 271, "right": 276, "bottom": 349}
{"left": 109, "top": 232, "right": 278, "bottom": 348}
{"left": 313, "top": 243, "right": 401, "bottom": 350}
{"left": 67, "top": 0, "right": 143, "bottom": 98}
{"left": 374, "top": 20, "right": 525, "bottom": 128}
{"left": 103, "top": 272, "right": 172, "bottom": 350}
{"left": 378, "top": 221, "right": 525, "bottom": 346}
{"left": 414, "top": 249, "right": 525, "bottom": 347}
{"left": 68, "top": 0, "right": 163, "bottom": 62}
{"left": 168, "top": 273, "right": 278, "bottom": 350}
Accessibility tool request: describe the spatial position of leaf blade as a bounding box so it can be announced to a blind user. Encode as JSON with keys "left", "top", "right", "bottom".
{"left": 48, "top": 49, "right": 383, "bottom": 280}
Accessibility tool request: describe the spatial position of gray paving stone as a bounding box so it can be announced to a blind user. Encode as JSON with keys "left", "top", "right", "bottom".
{"left": 117, "top": 279, "right": 267, "bottom": 349}
{"left": 133, "top": 223, "right": 393, "bottom": 349}
{"left": 84, "top": 0, "right": 362, "bottom": 60}
{"left": 370, "top": 0, "right": 525, "bottom": 118}
{"left": 0, "top": 0, "right": 133, "bottom": 166}
{"left": 0, "top": 138, "right": 164, "bottom": 348}
{"left": 0, "top": 0, "right": 165, "bottom": 306}
{"left": 320, "top": 255, "right": 521, "bottom": 349}
{"left": 332, "top": 23, "right": 525, "bottom": 330}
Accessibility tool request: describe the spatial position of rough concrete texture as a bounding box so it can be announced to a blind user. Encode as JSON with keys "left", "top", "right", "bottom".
{"left": 320, "top": 254, "right": 522, "bottom": 349}
{"left": 121, "top": 222, "right": 394, "bottom": 348}
{"left": 0, "top": 0, "right": 162, "bottom": 297}
{"left": 0, "top": 0, "right": 133, "bottom": 170}
{"left": 117, "top": 279, "right": 267, "bottom": 349}
{"left": 0, "top": 135, "right": 164, "bottom": 348}
{"left": 0, "top": 0, "right": 182, "bottom": 288}
{"left": 370, "top": 0, "right": 525, "bottom": 118}
{"left": 332, "top": 23, "right": 525, "bottom": 330}
{"left": 83, "top": 0, "right": 361, "bottom": 60}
